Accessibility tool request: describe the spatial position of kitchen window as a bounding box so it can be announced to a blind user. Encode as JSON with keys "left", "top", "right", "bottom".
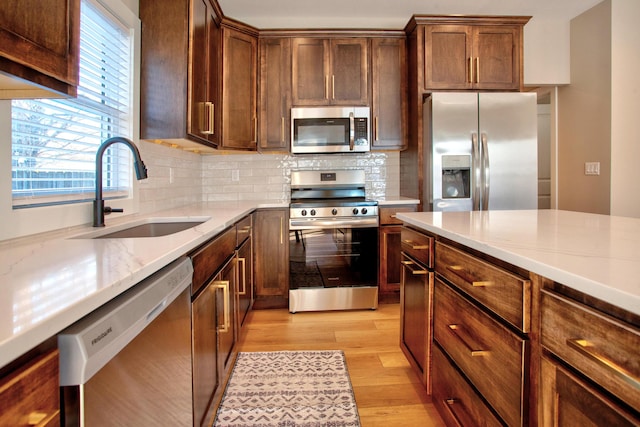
{"left": 10, "top": 0, "right": 136, "bottom": 209}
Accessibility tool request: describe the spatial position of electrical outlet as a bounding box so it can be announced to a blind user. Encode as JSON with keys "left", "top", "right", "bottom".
{"left": 232, "top": 170, "right": 240, "bottom": 182}
{"left": 585, "top": 162, "right": 600, "bottom": 176}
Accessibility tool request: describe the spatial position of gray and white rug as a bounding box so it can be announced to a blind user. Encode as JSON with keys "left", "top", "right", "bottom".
{"left": 214, "top": 350, "right": 361, "bottom": 427}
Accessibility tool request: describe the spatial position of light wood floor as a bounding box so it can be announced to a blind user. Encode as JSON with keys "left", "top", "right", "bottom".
{"left": 236, "top": 303, "right": 445, "bottom": 427}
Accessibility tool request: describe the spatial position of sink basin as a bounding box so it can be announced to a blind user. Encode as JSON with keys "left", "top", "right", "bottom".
{"left": 75, "top": 217, "right": 211, "bottom": 239}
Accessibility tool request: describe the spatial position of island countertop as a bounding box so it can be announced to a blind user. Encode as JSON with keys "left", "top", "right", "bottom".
{"left": 396, "top": 209, "right": 640, "bottom": 316}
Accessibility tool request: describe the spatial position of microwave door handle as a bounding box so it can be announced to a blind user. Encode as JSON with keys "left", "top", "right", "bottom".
{"left": 349, "top": 112, "right": 355, "bottom": 151}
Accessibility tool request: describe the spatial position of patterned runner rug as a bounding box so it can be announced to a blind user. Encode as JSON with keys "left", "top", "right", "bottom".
{"left": 214, "top": 350, "right": 361, "bottom": 427}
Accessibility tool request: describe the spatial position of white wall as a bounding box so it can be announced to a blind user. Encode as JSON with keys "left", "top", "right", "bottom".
{"left": 610, "top": 0, "right": 640, "bottom": 217}
{"left": 524, "top": 18, "right": 571, "bottom": 85}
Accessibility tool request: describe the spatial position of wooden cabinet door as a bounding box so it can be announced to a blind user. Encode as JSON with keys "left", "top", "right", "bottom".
{"left": 424, "top": 25, "right": 473, "bottom": 90}
{"left": 0, "top": 0, "right": 80, "bottom": 96}
{"left": 292, "top": 37, "right": 368, "bottom": 106}
{"left": 258, "top": 38, "right": 291, "bottom": 151}
{"left": 330, "top": 38, "right": 369, "bottom": 105}
{"left": 472, "top": 25, "right": 520, "bottom": 90}
{"left": 371, "top": 38, "right": 406, "bottom": 149}
{"left": 379, "top": 225, "right": 402, "bottom": 294}
{"left": 541, "top": 356, "right": 639, "bottom": 427}
{"left": 221, "top": 26, "right": 257, "bottom": 149}
{"left": 291, "top": 38, "right": 330, "bottom": 105}
{"left": 189, "top": 0, "right": 220, "bottom": 145}
{"left": 400, "top": 253, "right": 433, "bottom": 390}
{"left": 216, "top": 256, "right": 237, "bottom": 377}
{"left": 425, "top": 24, "right": 521, "bottom": 91}
{"left": 254, "top": 209, "right": 289, "bottom": 297}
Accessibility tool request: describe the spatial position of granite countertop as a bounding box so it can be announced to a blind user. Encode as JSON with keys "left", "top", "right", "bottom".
{"left": 396, "top": 209, "right": 640, "bottom": 316}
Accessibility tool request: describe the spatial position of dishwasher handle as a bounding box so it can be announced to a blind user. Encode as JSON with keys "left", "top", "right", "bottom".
{"left": 58, "top": 258, "right": 193, "bottom": 386}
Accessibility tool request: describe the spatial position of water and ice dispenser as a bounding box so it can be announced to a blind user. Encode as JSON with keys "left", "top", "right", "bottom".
{"left": 441, "top": 155, "right": 471, "bottom": 199}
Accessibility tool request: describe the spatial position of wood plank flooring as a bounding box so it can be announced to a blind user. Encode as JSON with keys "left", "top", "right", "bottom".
{"left": 236, "top": 303, "right": 445, "bottom": 427}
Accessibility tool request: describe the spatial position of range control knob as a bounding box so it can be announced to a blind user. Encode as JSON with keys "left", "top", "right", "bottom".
{"left": 310, "top": 209, "right": 316, "bottom": 216}
{"left": 352, "top": 208, "right": 359, "bottom": 215}
{"left": 301, "top": 209, "right": 307, "bottom": 216}
{"left": 332, "top": 208, "right": 338, "bottom": 215}
{"left": 361, "top": 208, "right": 368, "bottom": 215}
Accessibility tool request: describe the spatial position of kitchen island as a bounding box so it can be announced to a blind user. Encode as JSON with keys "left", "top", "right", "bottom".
{"left": 396, "top": 209, "right": 639, "bottom": 426}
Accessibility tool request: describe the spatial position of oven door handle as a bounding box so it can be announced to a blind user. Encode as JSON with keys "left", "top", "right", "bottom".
{"left": 290, "top": 217, "right": 378, "bottom": 230}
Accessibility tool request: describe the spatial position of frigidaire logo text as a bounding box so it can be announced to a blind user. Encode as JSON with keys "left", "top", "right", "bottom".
{"left": 91, "top": 326, "right": 112, "bottom": 346}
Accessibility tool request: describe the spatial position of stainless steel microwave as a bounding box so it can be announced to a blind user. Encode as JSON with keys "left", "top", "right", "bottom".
{"left": 291, "top": 106, "right": 370, "bottom": 154}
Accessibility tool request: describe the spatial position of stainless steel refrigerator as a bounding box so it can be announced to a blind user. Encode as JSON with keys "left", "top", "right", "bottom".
{"left": 424, "top": 92, "right": 538, "bottom": 212}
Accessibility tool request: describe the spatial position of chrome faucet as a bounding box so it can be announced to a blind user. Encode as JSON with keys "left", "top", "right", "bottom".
{"left": 93, "top": 137, "right": 148, "bottom": 227}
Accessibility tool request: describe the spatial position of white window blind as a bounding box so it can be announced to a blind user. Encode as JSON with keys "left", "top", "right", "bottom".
{"left": 11, "top": 0, "right": 134, "bottom": 208}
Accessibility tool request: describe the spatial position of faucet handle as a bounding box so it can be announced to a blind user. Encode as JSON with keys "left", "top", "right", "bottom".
{"left": 104, "top": 206, "right": 124, "bottom": 215}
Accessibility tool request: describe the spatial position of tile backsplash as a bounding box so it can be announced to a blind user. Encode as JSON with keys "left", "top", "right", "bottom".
{"left": 137, "top": 140, "right": 400, "bottom": 210}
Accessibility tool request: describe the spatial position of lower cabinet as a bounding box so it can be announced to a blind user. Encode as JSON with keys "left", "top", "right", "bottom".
{"left": 190, "top": 226, "right": 237, "bottom": 427}
{"left": 253, "top": 208, "right": 289, "bottom": 308}
{"left": 236, "top": 214, "right": 253, "bottom": 327}
{"left": 0, "top": 348, "right": 60, "bottom": 426}
{"left": 379, "top": 205, "right": 417, "bottom": 302}
{"left": 540, "top": 288, "right": 640, "bottom": 426}
{"left": 432, "top": 344, "right": 502, "bottom": 427}
{"left": 399, "top": 225, "right": 435, "bottom": 390}
{"left": 541, "top": 355, "right": 639, "bottom": 427}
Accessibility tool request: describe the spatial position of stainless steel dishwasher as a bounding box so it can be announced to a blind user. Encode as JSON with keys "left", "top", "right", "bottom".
{"left": 58, "top": 257, "right": 193, "bottom": 426}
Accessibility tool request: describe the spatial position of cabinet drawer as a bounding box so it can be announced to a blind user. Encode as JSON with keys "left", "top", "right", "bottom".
{"left": 380, "top": 205, "right": 417, "bottom": 225}
{"left": 401, "top": 227, "right": 434, "bottom": 268}
{"left": 0, "top": 349, "right": 60, "bottom": 427}
{"left": 541, "top": 290, "right": 640, "bottom": 411}
{"left": 434, "top": 279, "right": 527, "bottom": 427}
{"left": 236, "top": 215, "right": 252, "bottom": 246}
{"left": 541, "top": 355, "right": 639, "bottom": 426}
{"left": 191, "top": 226, "right": 236, "bottom": 294}
{"left": 436, "top": 242, "right": 531, "bottom": 332}
{"left": 432, "top": 344, "right": 502, "bottom": 427}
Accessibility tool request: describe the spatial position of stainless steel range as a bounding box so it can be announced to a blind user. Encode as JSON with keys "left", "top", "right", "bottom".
{"left": 289, "top": 170, "right": 379, "bottom": 313}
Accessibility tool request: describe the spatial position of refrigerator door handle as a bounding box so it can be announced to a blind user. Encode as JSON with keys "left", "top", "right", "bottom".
{"left": 472, "top": 133, "right": 481, "bottom": 211}
{"left": 481, "top": 133, "right": 490, "bottom": 211}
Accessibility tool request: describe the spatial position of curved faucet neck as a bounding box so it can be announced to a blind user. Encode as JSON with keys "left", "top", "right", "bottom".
{"left": 93, "top": 137, "right": 148, "bottom": 227}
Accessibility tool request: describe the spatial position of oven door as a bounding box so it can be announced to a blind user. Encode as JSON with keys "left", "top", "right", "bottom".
{"left": 289, "top": 225, "right": 378, "bottom": 290}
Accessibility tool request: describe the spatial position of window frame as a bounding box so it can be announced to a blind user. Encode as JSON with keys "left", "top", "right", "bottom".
{"left": 0, "top": 0, "right": 141, "bottom": 241}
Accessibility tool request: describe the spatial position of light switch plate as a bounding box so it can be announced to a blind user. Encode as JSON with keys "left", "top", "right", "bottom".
{"left": 585, "top": 162, "right": 600, "bottom": 176}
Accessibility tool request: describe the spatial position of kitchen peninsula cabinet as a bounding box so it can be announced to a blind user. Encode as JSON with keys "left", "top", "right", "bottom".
{"left": 236, "top": 214, "right": 253, "bottom": 328}
{"left": 0, "top": 0, "right": 80, "bottom": 98}
{"left": 540, "top": 287, "right": 640, "bottom": 426}
{"left": 258, "top": 37, "right": 291, "bottom": 151}
{"left": 371, "top": 37, "right": 407, "bottom": 150}
{"left": 399, "top": 226, "right": 435, "bottom": 390}
{"left": 253, "top": 208, "right": 289, "bottom": 308}
{"left": 292, "top": 38, "right": 369, "bottom": 106}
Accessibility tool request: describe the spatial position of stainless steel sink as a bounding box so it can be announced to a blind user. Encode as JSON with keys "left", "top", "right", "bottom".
{"left": 75, "top": 217, "right": 211, "bottom": 239}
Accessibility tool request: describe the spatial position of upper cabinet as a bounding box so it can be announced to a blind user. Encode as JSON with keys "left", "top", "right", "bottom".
{"left": 291, "top": 38, "right": 369, "bottom": 106}
{"left": 258, "top": 37, "right": 291, "bottom": 152}
{"left": 0, "top": 0, "right": 80, "bottom": 98}
{"left": 371, "top": 37, "right": 407, "bottom": 150}
{"left": 410, "top": 16, "right": 529, "bottom": 92}
{"left": 220, "top": 23, "right": 258, "bottom": 150}
{"left": 140, "top": 0, "right": 258, "bottom": 152}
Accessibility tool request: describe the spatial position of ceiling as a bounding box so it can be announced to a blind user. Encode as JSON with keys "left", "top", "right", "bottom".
{"left": 217, "top": 0, "right": 604, "bottom": 30}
